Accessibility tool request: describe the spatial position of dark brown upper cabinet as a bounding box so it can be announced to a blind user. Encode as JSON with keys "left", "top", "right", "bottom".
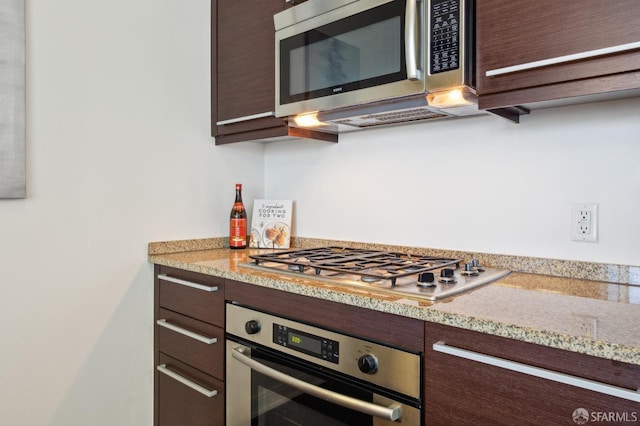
{"left": 476, "top": 0, "right": 640, "bottom": 111}
{"left": 211, "top": 0, "right": 336, "bottom": 144}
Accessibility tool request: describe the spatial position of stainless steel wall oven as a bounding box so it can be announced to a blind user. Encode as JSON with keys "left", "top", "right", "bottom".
{"left": 226, "top": 303, "right": 422, "bottom": 425}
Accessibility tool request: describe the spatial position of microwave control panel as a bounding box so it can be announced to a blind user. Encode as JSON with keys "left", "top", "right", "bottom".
{"left": 430, "top": 0, "right": 461, "bottom": 74}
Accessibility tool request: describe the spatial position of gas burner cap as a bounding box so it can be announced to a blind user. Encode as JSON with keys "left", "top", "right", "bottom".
{"left": 361, "top": 276, "right": 381, "bottom": 283}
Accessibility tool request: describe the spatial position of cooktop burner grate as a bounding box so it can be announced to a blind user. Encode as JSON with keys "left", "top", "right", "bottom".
{"left": 249, "top": 247, "right": 462, "bottom": 286}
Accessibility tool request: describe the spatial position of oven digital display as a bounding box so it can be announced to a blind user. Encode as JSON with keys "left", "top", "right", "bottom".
{"left": 273, "top": 324, "right": 339, "bottom": 363}
{"left": 288, "top": 331, "right": 321, "bottom": 354}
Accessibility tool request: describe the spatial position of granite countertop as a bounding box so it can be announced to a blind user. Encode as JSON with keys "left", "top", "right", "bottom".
{"left": 148, "top": 238, "right": 640, "bottom": 366}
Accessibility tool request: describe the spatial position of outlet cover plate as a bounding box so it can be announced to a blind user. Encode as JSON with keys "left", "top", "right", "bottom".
{"left": 571, "top": 203, "right": 598, "bottom": 242}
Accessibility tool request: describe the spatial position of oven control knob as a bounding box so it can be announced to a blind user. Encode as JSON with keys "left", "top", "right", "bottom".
{"left": 244, "top": 320, "right": 261, "bottom": 335}
{"left": 358, "top": 354, "right": 378, "bottom": 374}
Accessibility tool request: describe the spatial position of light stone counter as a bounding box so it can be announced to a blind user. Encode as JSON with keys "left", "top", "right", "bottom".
{"left": 148, "top": 237, "right": 640, "bottom": 366}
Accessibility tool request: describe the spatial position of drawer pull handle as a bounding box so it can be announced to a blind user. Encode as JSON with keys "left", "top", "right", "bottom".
{"left": 216, "top": 111, "right": 275, "bottom": 126}
{"left": 156, "top": 364, "right": 218, "bottom": 397}
{"left": 433, "top": 341, "right": 640, "bottom": 402}
{"left": 486, "top": 41, "right": 640, "bottom": 77}
{"left": 158, "top": 274, "right": 218, "bottom": 292}
{"left": 156, "top": 319, "right": 218, "bottom": 344}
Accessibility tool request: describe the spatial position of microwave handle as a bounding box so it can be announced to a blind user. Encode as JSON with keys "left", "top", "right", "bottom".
{"left": 405, "top": 0, "right": 420, "bottom": 80}
{"left": 231, "top": 346, "right": 402, "bottom": 421}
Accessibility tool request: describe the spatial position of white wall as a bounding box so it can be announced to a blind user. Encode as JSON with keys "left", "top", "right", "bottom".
{"left": 265, "top": 97, "right": 640, "bottom": 266}
{"left": 0, "top": 1, "right": 263, "bottom": 425}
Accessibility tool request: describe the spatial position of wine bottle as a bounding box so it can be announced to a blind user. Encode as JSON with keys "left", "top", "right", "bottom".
{"left": 229, "top": 183, "right": 247, "bottom": 249}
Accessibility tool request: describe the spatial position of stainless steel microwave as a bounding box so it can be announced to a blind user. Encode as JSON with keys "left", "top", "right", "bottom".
{"left": 274, "top": 0, "right": 478, "bottom": 127}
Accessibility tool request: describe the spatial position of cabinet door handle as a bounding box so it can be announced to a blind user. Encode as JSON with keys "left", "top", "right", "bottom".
{"left": 156, "top": 364, "right": 218, "bottom": 397}
{"left": 433, "top": 341, "right": 640, "bottom": 402}
{"left": 486, "top": 41, "right": 640, "bottom": 77}
{"left": 216, "top": 111, "right": 276, "bottom": 126}
{"left": 156, "top": 319, "right": 218, "bottom": 344}
{"left": 157, "top": 274, "right": 218, "bottom": 292}
{"left": 231, "top": 346, "right": 402, "bottom": 421}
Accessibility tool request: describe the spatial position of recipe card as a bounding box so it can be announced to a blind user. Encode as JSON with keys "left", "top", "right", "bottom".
{"left": 250, "top": 200, "right": 293, "bottom": 249}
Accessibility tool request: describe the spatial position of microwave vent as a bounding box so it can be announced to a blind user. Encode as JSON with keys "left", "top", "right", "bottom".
{"left": 332, "top": 107, "right": 448, "bottom": 128}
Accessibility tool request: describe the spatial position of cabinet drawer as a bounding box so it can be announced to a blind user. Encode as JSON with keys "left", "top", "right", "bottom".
{"left": 157, "top": 266, "right": 224, "bottom": 326}
{"left": 157, "top": 353, "right": 224, "bottom": 426}
{"left": 157, "top": 308, "right": 224, "bottom": 380}
{"left": 424, "top": 322, "right": 640, "bottom": 425}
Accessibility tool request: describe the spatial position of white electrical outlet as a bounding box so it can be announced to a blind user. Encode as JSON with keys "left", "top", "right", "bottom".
{"left": 571, "top": 203, "right": 598, "bottom": 242}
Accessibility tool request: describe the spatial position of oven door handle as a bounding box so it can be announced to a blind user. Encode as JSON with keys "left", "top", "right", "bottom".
{"left": 231, "top": 346, "right": 402, "bottom": 421}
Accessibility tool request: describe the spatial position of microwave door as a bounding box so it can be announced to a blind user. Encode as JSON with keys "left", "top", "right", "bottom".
{"left": 275, "top": 0, "right": 426, "bottom": 118}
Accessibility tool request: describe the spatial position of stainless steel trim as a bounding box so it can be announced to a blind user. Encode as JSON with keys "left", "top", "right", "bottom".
{"left": 216, "top": 111, "right": 275, "bottom": 126}
{"left": 433, "top": 341, "right": 640, "bottom": 402}
{"left": 405, "top": 0, "right": 419, "bottom": 80}
{"left": 486, "top": 41, "right": 640, "bottom": 77}
{"left": 274, "top": 0, "right": 361, "bottom": 32}
{"left": 231, "top": 346, "right": 402, "bottom": 421}
{"left": 156, "top": 319, "right": 218, "bottom": 344}
{"left": 240, "top": 261, "right": 509, "bottom": 301}
{"left": 156, "top": 364, "right": 218, "bottom": 397}
{"left": 157, "top": 274, "right": 218, "bottom": 292}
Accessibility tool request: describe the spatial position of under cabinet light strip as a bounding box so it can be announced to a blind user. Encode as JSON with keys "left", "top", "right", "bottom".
{"left": 157, "top": 274, "right": 218, "bottom": 292}
{"left": 156, "top": 364, "right": 218, "bottom": 397}
{"left": 156, "top": 319, "right": 218, "bottom": 344}
{"left": 486, "top": 41, "right": 640, "bottom": 77}
{"left": 216, "top": 111, "right": 275, "bottom": 126}
{"left": 433, "top": 342, "right": 640, "bottom": 402}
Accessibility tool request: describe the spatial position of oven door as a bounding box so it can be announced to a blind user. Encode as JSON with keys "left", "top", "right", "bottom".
{"left": 226, "top": 340, "right": 421, "bottom": 425}
{"left": 275, "top": 0, "right": 425, "bottom": 118}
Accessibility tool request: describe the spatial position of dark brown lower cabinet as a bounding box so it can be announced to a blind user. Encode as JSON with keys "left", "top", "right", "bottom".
{"left": 154, "top": 266, "right": 226, "bottom": 425}
{"left": 157, "top": 353, "right": 224, "bottom": 426}
{"left": 424, "top": 322, "right": 640, "bottom": 425}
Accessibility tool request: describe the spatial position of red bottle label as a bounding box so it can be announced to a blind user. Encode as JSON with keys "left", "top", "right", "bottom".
{"left": 230, "top": 218, "right": 247, "bottom": 247}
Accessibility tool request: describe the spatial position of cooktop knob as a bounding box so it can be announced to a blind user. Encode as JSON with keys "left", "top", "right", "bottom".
{"left": 441, "top": 268, "right": 454, "bottom": 278}
{"left": 417, "top": 272, "right": 436, "bottom": 287}
{"left": 471, "top": 258, "right": 485, "bottom": 272}
{"left": 461, "top": 262, "right": 480, "bottom": 276}
{"left": 245, "top": 320, "right": 261, "bottom": 335}
{"left": 438, "top": 268, "right": 457, "bottom": 284}
{"left": 358, "top": 354, "right": 378, "bottom": 374}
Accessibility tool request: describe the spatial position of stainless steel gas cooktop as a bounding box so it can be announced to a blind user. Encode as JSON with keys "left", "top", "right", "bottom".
{"left": 240, "top": 247, "right": 510, "bottom": 301}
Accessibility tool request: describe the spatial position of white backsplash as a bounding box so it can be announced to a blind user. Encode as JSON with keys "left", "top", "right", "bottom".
{"left": 264, "top": 97, "right": 640, "bottom": 266}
